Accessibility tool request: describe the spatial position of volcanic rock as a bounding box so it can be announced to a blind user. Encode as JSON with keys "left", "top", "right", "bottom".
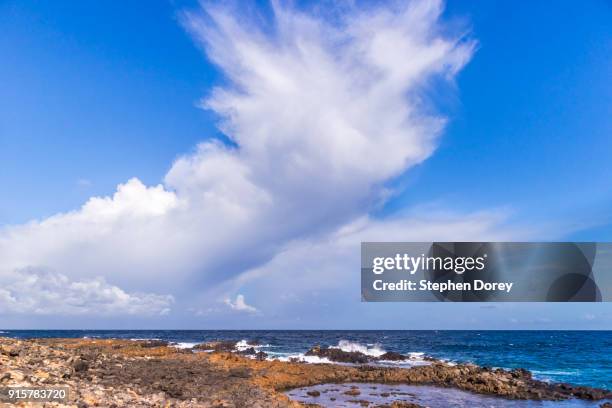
{"left": 305, "top": 345, "right": 371, "bottom": 364}
{"left": 140, "top": 340, "right": 169, "bottom": 348}
{"left": 193, "top": 341, "right": 236, "bottom": 352}
{"left": 379, "top": 352, "right": 407, "bottom": 361}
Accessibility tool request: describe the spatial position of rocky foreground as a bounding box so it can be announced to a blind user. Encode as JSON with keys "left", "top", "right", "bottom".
{"left": 0, "top": 337, "right": 610, "bottom": 407}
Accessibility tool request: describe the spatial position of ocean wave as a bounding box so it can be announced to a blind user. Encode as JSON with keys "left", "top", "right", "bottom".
{"left": 173, "top": 342, "right": 199, "bottom": 349}
{"left": 235, "top": 339, "right": 272, "bottom": 351}
{"left": 376, "top": 352, "right": 431, "bottom": 367}
{"left": 373, "top": 359, "right": 430, "bottom": 368}
{"left": 268, "top": 352, "right": 431, "bottom": 368}
{"left": 331, "top": 340, "right": 386, "bottom": 357}
{"left": 329, "top": 340, "right": 430, "bottom": 365}
{"left": 167, "top": 338, "right": 432, "bottom": 368}
{"left": 271, "top": 353, "right": 333, "bottom": 364}
{"left": 129, "top": 337, "right": 161, "bottom": 341}
{"left": 266, "top": 341, "right": 433, "bottom": 368}
{"left": 532, "top": 370, "right": 579, "bottom": 375}
{"left": 171, "top": 339, "right": 273, "bottom": 353}
{"left": 531, "top": 369, "right": 579, "bottom": 381}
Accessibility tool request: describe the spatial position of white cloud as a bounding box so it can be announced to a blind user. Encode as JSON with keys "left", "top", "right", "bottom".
{"left": 0, "top": 0, "right": 478, "bottom": 318}
{"left": 224, "top": 294, "right": 258, "bottom": 314}
{"left": 0, "top": 268, "right": 173, "bottom": 316}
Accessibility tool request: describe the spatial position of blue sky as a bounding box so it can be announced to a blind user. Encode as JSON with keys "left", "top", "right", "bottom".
{"left": 0, "top": 0, "right": 611, "bottom": 329}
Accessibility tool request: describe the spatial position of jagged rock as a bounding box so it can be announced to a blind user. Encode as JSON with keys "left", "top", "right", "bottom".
{"left": 229, "top": 367, "right": 251, "bottom": 378}
{"left": 305, "top": 346, "right": 420, "bottom": 364}
{"left": 379, "top": 352, "right": 407, "bottom": 361}
{"left": 344, "top": 388, "right": 361, "bottom": 396}
{"left": 193, "top": 341, "right": 236, "bottom": 352}
{"left": 390, "top": 402, "right": 425, "bottom": 408}
{"left": 373, "top": 403, "right": 425, "bottom": 408}
{"left": 0, "top": 344, "right": 20, "bottom": 357}
{"left": 305, "top": 345, "right": 371, "bottom": 364}
{"left": 5, "top": 370, "right": 25, "bottom": 382}
{"left": 140, "top": 340, "right": 169, "bottom": 348}
{"left": 510, "top": 367, "right": 532, "bottom": 379}
{"left": 73, "top": 358, "right": 89, "bottom": 372}
{"left": 553, "top": 383, "right": 612, "bottom": 400}
{"left": 347, "top": 399, "right": 371, "bottom": 406}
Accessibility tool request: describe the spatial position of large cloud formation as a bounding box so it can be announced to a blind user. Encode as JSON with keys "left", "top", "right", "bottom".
{"left": 0, "top": 0, "right": 480, "bottom": 319}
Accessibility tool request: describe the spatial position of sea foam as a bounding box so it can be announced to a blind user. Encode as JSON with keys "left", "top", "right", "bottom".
{"left": 331, "top": 340, "right": 386, "bottom": 357}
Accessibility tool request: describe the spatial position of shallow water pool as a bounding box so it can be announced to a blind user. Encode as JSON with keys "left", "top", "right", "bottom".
{"left": 285, "top": 382, "right": 610, "bottom": 407}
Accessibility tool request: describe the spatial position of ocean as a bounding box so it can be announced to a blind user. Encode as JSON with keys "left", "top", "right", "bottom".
{"left": 1, "top": 330, "right": 610, "bottom": 390}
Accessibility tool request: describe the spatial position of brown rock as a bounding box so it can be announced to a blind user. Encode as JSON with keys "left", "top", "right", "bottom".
{"left": 255, "top": 351, "right": 268, "bottom": 361}
{"left": 390, "top": 402, "right": 425, "bottom": 408}
{"left": 193, "top": 341, "right": 236, "bottom": 352}
{"left": 73, "top": 359, "right": 89, "bottom": 372}
{"left": 139, "top": 340, "right": 169, "bottom": 348}
{"left": 305, "top": 346, "right": 370, "bottom": 364}
{"left": 379, "top": 352, "right": 407, "bottom": 361}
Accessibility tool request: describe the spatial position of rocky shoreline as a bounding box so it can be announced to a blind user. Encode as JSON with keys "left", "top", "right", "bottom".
{"left": 0, "top": 337, "right": 610, "bottom": 407}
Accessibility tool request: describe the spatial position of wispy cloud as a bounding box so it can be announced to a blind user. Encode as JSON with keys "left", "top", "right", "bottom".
{"left": 0, "top": 0, "right": 478, "bottom": 321}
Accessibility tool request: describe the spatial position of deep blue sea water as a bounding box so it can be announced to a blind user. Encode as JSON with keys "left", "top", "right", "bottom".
{"left": 1, "top": 330, "right": 610, "bottom": 390}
